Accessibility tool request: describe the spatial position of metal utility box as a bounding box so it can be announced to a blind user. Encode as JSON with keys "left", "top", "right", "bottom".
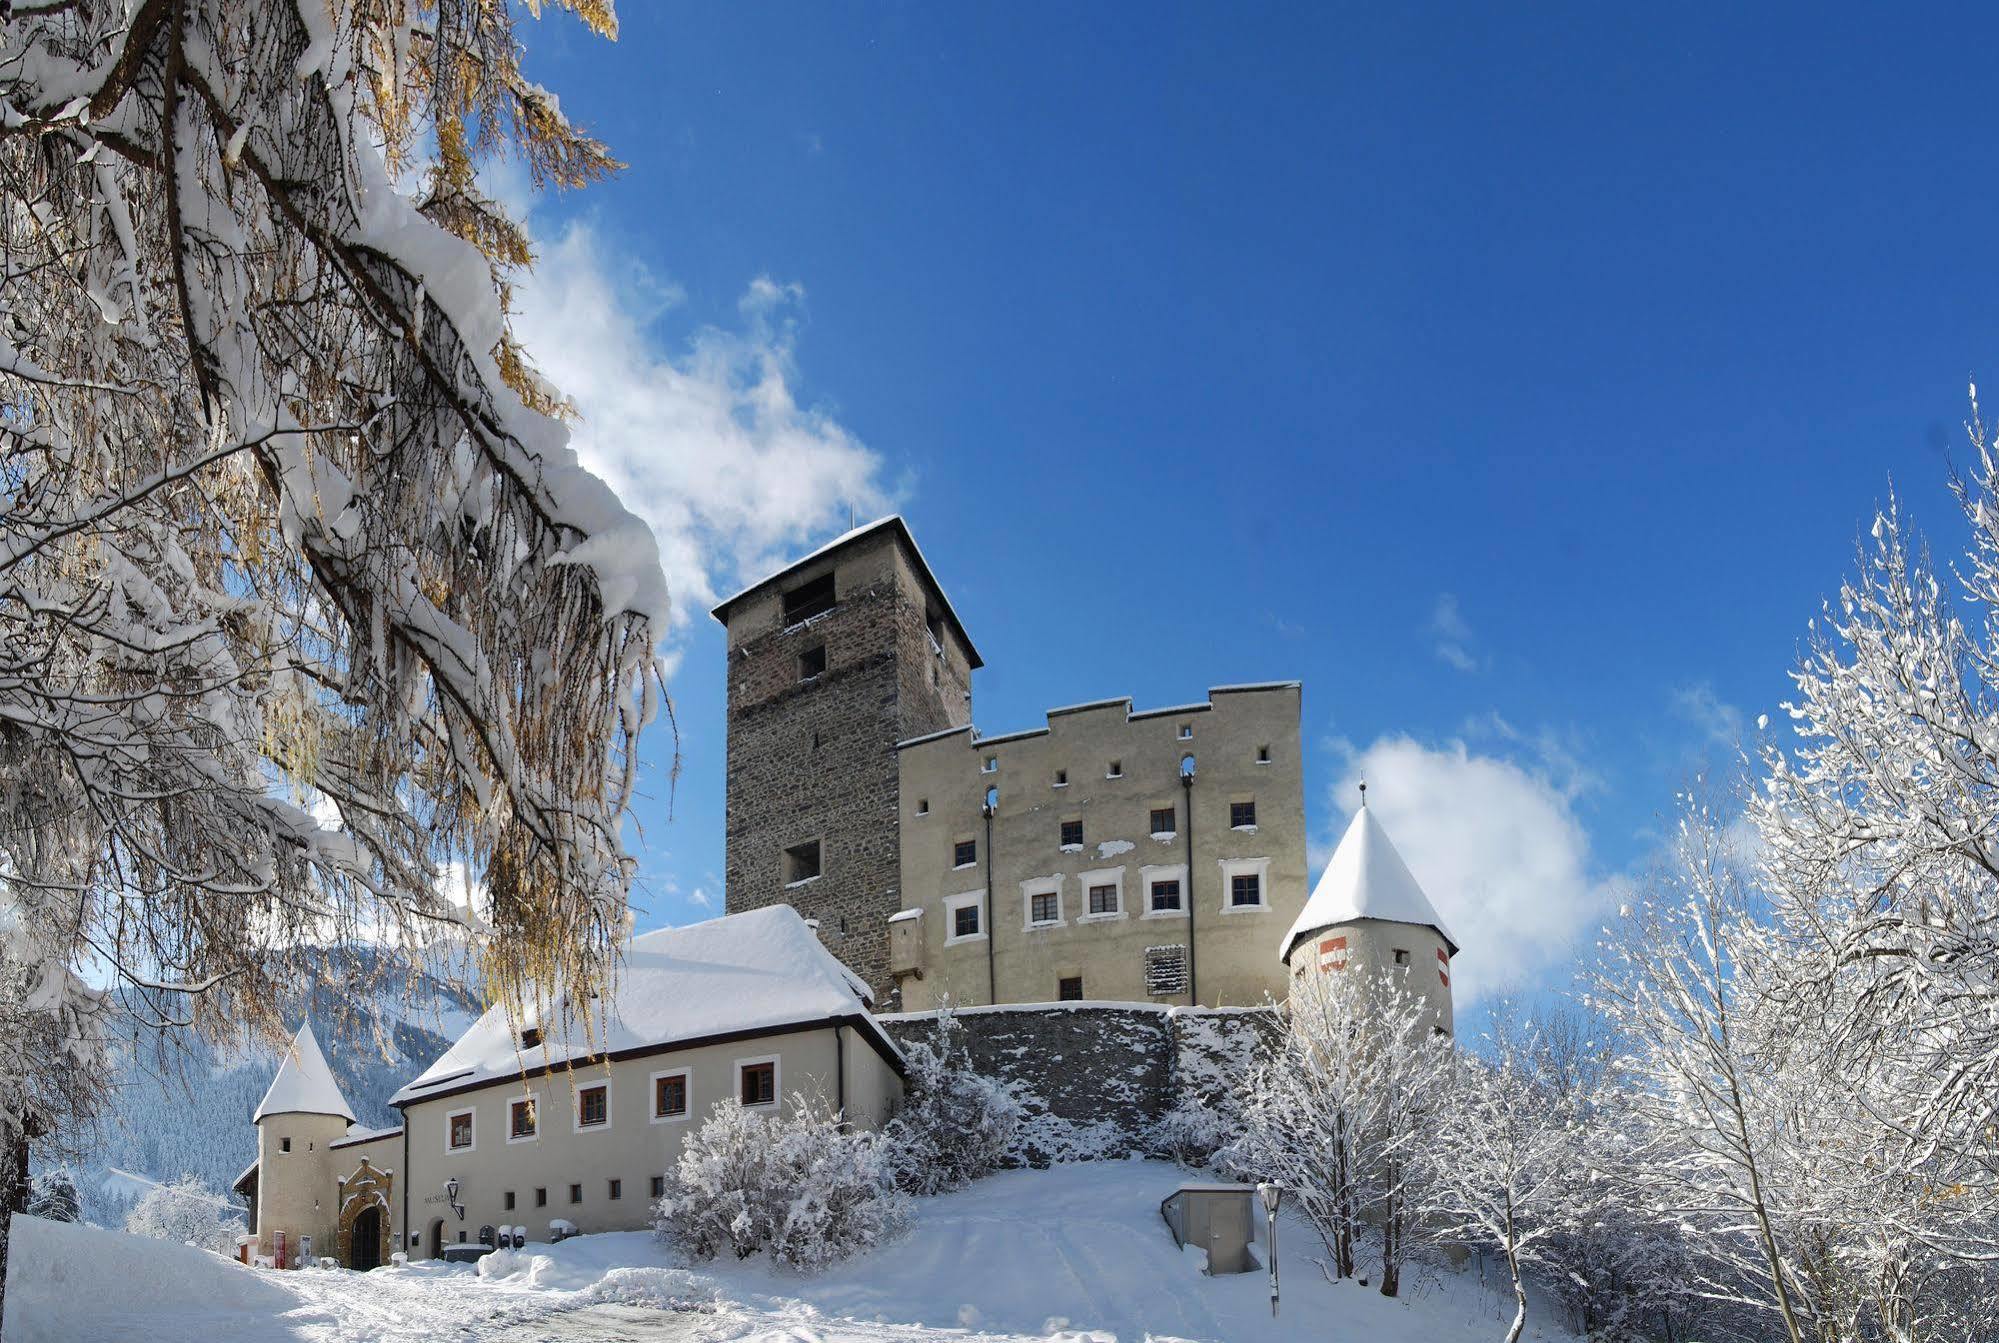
{"left": 1160, "top": 1182, "right": 1262, "bottom": 1275}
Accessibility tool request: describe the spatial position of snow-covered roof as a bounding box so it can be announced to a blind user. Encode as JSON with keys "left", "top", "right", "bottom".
{"left": 1280, "top": 807, "right": 1459, "bottom": 961}
{"left": 253, "top": 1020, "right": 357, "bottom": 1124}
{"left": 709, "top": 515, "right": 984, "bottom": 668}
{"left": 232, "top": 1160, "right": 258, "bottom": 1195}
{"left": 330, "top": 1124, "right": 401, "bottom": 1150}
{"left": 390, "top": 905, "right": 895, "bottom": 1107}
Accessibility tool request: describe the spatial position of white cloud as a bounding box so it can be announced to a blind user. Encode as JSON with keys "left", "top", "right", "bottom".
{"left": 1430, "top": 594, "right": 1481, "bottom": 673}
{"left": 1670, "top": 681, "right": 1746, "bottom": 749}
{"left": 1326, "top": 734, "right": 1623, "bottom": 1004}
{"left": 508, "top": 215, "right": 891, "bottom": 632}
{"left": 687, "top": 886, "right": 715, "bottom": 910}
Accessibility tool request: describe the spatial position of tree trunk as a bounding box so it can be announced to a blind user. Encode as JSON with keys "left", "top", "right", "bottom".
{"left": 0, "top": 1116, "right": 31, "bottom": 1337}
{"left": 1502, "top": 1195, "right": 1528, "bottom": 1343}
{"left": 1379, "top": 1169, "right": 1400, "bottom": 1297}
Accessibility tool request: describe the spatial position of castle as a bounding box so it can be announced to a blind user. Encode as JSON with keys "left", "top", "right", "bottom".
{"left": 238, "top": 516, "right": 1458, "bottom": 1267}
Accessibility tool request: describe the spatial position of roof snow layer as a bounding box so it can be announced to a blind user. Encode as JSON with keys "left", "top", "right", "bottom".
{"left": 1280, "top": 807, "right": 1459, "bottom": 961}
{"left": 391, "top": 905, "right": 885, "bottom": 1107}
{"left": 253, "top": 1020, "right": 357, "bottom": 1123}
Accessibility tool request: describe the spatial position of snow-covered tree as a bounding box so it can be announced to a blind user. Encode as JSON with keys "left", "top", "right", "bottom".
{"left": 25, "top": 1168, "right": 81, "bottom": 1224}
{"left": 124, "top": 1174, "right": 240, "bottom": 1254}
{"left": 1415, "top": 1023, "right": 1594, "bottom": 1343}
{"left": 882, "top": 1005, "right": 1024, "bottom": 1196}
{"left": 0, "top": 1, "right": 665, "bottom": 1323}
{"left": 654, "top": 1098, "right": 908, "bottom": 1272}
{"left": 1233, "top": 966, "right": 1452, "bottom": 1293}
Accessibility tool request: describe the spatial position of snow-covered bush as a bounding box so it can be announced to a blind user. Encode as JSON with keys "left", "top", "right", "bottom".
{"left": 124, "top": 1175, "right": 241, "bottom": 1253}
{"left": 654, "top": 1099, "right": 907, "bottom": 1272}
{"left": 25, "top": 1169, "right": 81, "bottom": 1223}
{"left": 883, "top": 1007, "right": 1024, "bottom": 1194}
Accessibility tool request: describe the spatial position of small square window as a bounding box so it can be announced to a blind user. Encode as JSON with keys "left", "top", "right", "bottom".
{"left": 798, "top": 643, "right": 827, "bottom": 680}
{"left": 1088, "top": 884, "right": 1118, "bottom": 915}
{"left": 1030, "top": 891, "right": 1060, "bottom": 925}
{"left": 535, "top": 1188, "right": 547, "bottom": 1207}
{"left": 741, "top": 1061, "right": 777, "bottom": 1107}
{"left": 1394, "top": 948, "right": 1411, "bottom": 966}
{"left": 1058, "top": 976, "right": 1084, "bottom": 1002}
{"left": 1178, "top": 724, "right": 1194, "bottom": 740}
{"left": 1107, "top": 760, "right": 1123, "bottom": 778}
{"left": 654, "top": 1074, "right": 687, "bottom": 1119}
{"left": 578, "top": 1083, "right": 609, "bottom": 1128}
{"left": 1231, "top": 872, "right": 1262, "bottom": 907}
{"left": 504, "top": 1191, "right": 516, "bottom": 1211}
{"left": 1149, "top": 806, "right": 1176, "bottom": 834}
{"left": 953, "top": 838, "right": 977, "bottom": 868}
{"left": 569, "top": 1183, "right": 582, "bottom": 1204}
{"left": 650, "top": 1175, "right": 665, "bottom": 1200}
{"left": 1256, "top": 744, "right": 1271, "bottom": 764}
{"left": 916, "top": 797, "right": 930, "bottom": 816}
{"left": 981, "top": 756, "right": 999, "bottom": 774}
{"left": 281, "top": 1137, "right": 292, "bottom": 1154}
{"left": 1055, "top": 769, "right": 1068, "bottom": 786}
{"left": 784, "top": 839, "right": 822, "bottom": 884}
{"left": 1231, "top": 799, "right": 1257, "bottom": 828}
{"left": 1060, "top": 819, "right": 1083, "bottom": 847}
{"left": 954, "top": 902, "right": 981, "bottom": 938}
{"left": 609, "top": 1179, "right": 622, "bottom": 1201}
{"left": 1151, "top": 879, "right": 1182, "bottom": 912}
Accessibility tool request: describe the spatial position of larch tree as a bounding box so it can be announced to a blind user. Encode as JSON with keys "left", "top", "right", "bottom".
{"left": 0, "top": 0, "right": 665, "bottom": 1323}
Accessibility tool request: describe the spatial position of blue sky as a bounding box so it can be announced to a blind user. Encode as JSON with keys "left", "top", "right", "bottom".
{"left": 501, "top": 3, "right": 1994, "bottom": 1005}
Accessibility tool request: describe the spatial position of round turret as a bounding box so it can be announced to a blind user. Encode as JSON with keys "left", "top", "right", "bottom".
{"left": 250, "top": 1021, "right": 357, "bottom": 1266}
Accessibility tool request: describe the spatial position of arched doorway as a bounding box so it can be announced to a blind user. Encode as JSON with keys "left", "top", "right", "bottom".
{"left": 426, "top": 1217, "right": 445, "bottom": 1260}
{"left": 350, "top": 1205, "right": 384, "bottom": 1271}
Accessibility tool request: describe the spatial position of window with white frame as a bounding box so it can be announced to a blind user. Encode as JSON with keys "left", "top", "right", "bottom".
{"left": 1142, "top": 864, "right": 1188, "bottom": 916}
{"left": 574, "top": 1079, "right": 611, "bottom": 1132}
{"left": 737, "top": 1056, "right": 780, "bottom": 1108}
{"left": 944, "top": 891, "right": 985, "bottom": 944}
{"left": 1077, "top": 866, "right": 1124, "bottom": 920}
{"left": 1022, "top": 877, "right": 1063, "bottom": 929}
{"left": 445, "top": 1107, "right": 475, "bottom": 1153}
{"left": 1217, "top": 856, "right": 1272, "bottom": 913}
{"left": 650, "top": 1069, "right": 690, "bottom": 1123}
{"left": 507, "top": 1095, "right": 538, "bottom": 1143}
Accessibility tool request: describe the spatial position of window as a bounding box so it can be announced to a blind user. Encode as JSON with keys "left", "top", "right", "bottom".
{"left": 505, "top": 1191, "right": 516, "bottom": 1211}
{"left": 280, "top": 1137, "right": 291, "bottom": 1154}
{"left": 1231, "top": 872, "right": 1262, "bottom": 908}
{"left": 916, "top": 797, "right": 930, "bottom": 816}
{"left": 782, "top": 571, "right": 836, "bottom": 623}
{"left": 1107, "top": 759, "right": 1123, "bottom": 778}
{"left": 535, "top": 1188, "right": 547, "bottom": 1208}
{"left": 740, "top": 1060, "right": 778, "bottom": 1107}
{"left": 1088, "top": 883, "right": 1118, "bottom": 916}
{"left": 1256, "top": 744, "right": 1271, "bottom": 764}
{"left": 1149, "top": 806, "right": 1176, "bottom": 835}
{"left": 1029, "top": 890, "right": 1060, "bottom": 926}
{"left": 1394, "top": 948, "right": 1411, "bottom": 966}
{"left": 1055, "top": 769, "right": 1068, "bottom": 786}
{"left": 650, "top": 1175, "right": 665, "bottom": 1200}
{"left": 945, "top": 891, "right": 984, "bottom": 944}
{"left": 577, "top": 1082, "right": 609, "bottom": 1130}
{"left": 447, "top": 1108, "right": 474, "bottom": 1152}
{"left": 459, "top": 1231, "right": 467, "bottom": 1243}
{"left": 652, "top": 1071, "right": 688, "bottom": 1121}
{"left": 954, "top": 902, "right": 981, "bottom": 938}
{"left": 926, "top": 607, "right": 945, "bottom": 648}
{"left": 569, "top": 1184, "right": 582, "bottom": 1204}
{"left": 1058, "top": 976, "right": 1084, "bottom": 1002}
{"left": 519, "top": 1026, "right": 542, "bottom": 1050}
{"left": 509, "top": 1097, "right": 537, "bottom": 1141}
{"left": 783, "top": 838, "right": 822, "bottom": 885}
{"left": 1231, "top": 799, "right": 1257, "bottom": 828}
{"left": 981, "top": 755, "right": 998, "bottom": 774}
{"left": 608, "top": 1179, "right": 622, "bottom": 1201}
{"left": 1178, "top": 723, "right": 1194, "bottom": 740}
{"left": 798, "top": 643, "right": 827, "bottom": 680}
{"left": 1059, "top": 819, "right": 1083, "bottom": 847}
{"left": 1150, "top": 879, "right": 1182, "bottom": 913}
{"left": 953, "top": 838, "right": 977, "bottom": 868}
{"left": 1219, "top": 856, "right": 1270, "bottom": 913}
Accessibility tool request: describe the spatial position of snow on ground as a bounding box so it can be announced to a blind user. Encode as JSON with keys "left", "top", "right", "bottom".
{"left": 3, "top": 1161, "right": 1578, "bottom": 1343}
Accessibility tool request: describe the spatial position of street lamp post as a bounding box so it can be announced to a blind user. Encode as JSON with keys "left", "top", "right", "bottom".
{"left": 1256, "top": 1181, "right": 1284, "bottom": 1317}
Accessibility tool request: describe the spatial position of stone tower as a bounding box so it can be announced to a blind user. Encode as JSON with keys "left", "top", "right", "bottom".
{"left": 250, "top": 1020, "right": 356, "bottom": 1266}
{"left": 1278, "top": 804, "right": 1458, "bottom": 1035}
{"left": 711, "top": 517, "right": 980, "bottom": 1000}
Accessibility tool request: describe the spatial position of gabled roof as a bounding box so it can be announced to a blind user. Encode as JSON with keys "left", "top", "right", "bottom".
{"left": 253, "top": 1020, "right": 357, "bottom": 1124}
{"left": 1280, "top": 807, "right": 1459, "bottom": 961}
{"left": 390, "top": 905, "right": 898, "bottom": 1107}
{"left": 709, "top": 515, "right": 984, "bottom": 668}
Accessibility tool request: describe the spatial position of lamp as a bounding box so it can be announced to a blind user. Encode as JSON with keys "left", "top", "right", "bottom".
{"left": 1256, "top": 1181, "right": 1284, "bottom": 1316}
{"left": 445, "top": 1177, "right": 464, "bottom": 1222}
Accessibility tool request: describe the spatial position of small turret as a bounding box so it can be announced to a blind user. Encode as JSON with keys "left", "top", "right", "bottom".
{"left": 250, "top": 1022, "right": 355, "bottom": 1266}
{"left": 1280, "top": 799, "right": 1458, "bottom": 1034}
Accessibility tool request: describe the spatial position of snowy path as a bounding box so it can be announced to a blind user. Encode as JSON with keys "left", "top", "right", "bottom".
{"left": 6, "top": 1161, "right": 1568, "bottom": 1343}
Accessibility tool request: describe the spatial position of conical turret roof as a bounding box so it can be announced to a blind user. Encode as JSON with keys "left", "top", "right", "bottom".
{"left": 253, "top": 1020, "right": 356, "bottom": 1123}
{"left": 1280, "top": 806, "right": 1458, "bottom": 962}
